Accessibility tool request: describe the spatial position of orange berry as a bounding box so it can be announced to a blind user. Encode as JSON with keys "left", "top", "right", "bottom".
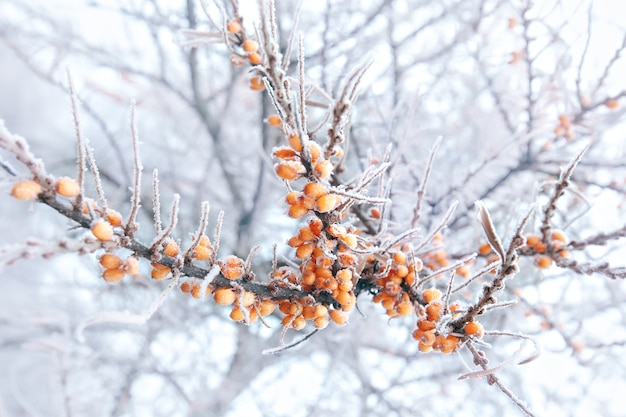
{"left": 102, "top": 268, "right": 125, "bottom": 283}
{"left": 220, "top": 255, "right": 245, "bottom": 280}
{"left": 393, "top": 251, "right": 407, "bottom": 264}
{"left": 239, "top": 291, "right": 256, "bottom": 307}
{"left": 533, "top": 254, "right": 553, "bottom": 269}
{"left": 230, "top": 55, "right": 244, "bottom": 66}
{"left": 55, "top": 177, "right": 80, "bottom": 198}
{"left": 275, "top": 162, "right": 301, "bottom": 181}
{"left": 288, "top": 134, "right": 303, "bottom": 152}
{"left": 242, "top": 39, "right": 258, "bottom": 52}
{"left": 550, "top": 230, "right": 568, "bottom": 243}
{"left": 316, "top": 193, "right": 341, "bottom": 213}
{"left": 417, "top": 319, "right": 436, "bottom": 331}
{"left": 340, "top": 233, "right": 357, "bottom": 249}
{"left": 412, "top": 329, "right": 436, "bottom": 346}
{"left": 193, "top": 245, "right": 212, "bottom": 261}
{"left": 335, "top": 290, "right": 353, "bottom": 309}
{"left": 426, "top": 302, "right": 443, "bottom": 321}
{"left": 123, "top": 257, "right": 140, "bottom": 276}
{"left": 508, "top": 17, "right": 517, "bottom": 28}
{"left": 274, "top": 147, "right": 298, "bottom": 160}
{"left": 230, "top": 306, "right": 245, "bottom": 321}
{"left": 250, "top": 76, "right": 265, "bottom": 91}
{"left": 91, "top": 219, "right": 114, "bottom": 241}
{"left": 336, "top": 269, "right": 353, "bottom": 291}
{"left": 422, "top": 288, "right": 442, "bottom": 304}
{"left": 396, "top": 302, "right": 413, "bottom": 316}
{"left": 464, "top": 321, "right": 484, "bottom": 338}
{"left": 226, "top": 19, "right": 241, "bottom": 33}
{"left": 298, "top": 226, "right": 315, "bottom": 242}
{"left": 606, "top": 99, "right": 619, "bottom": 110}
{"left": 370, "top": 208, "right": 381, "bottom": 219}
{"left": 150, "top": 262, "right": 171, "bottom": 280}
{"left": 526, "top": 234, "right": 541, "bottom": 248}
{"left": 285, "top": 191, "right": 301, "bottom": 205}
{"left": 214, "top": 287, "right": 236, "bottom": 305}
{"left": 329, "top": 309, "right": 348, "bottom": 325}
{"left": 191, "top": 284, "right": 203, "bottom": 299}
{"left": 180, "top": 281, "right": 192, "bottom": 293}
{"left": 308, "top": 142, "right": 321, "bottom": 162}
{"left": 478, "top": 242, "right": 492, "bottom": 256}
{"left": 291, "top": 316, "right": 306, "bottom": 330}
{"left": 258, "top": 300, "right": 276, "bottom": 316}
{"left": 248, "top": 52, "right": 261, "bottom": 65}
{"left": 105, "top": 209, "right": 123, "bottom": 227}
{"left": 303, "top": 182, "right": 328, "bottom": 199}
{"left": 435, "top": 335, "right": 459, "bottom": 354}
{"left": 313, "top": 315, "right": 329, "bottom": 329}
{"left": 100, "top": 253, "right": 123, "bottom": 269}
{"left": 418, "top": 343, "right": 433, "bottom": 353}
{"left": 163, "top": 239, "right": 180, "bottom": 257}
{"left": 314, "top": 159, "right": 333, "bottom": 179}
{"left": 558, "top": 114, "right": 571, "bottom": 127}
{"left": 267, "top": 114, "right": 281, "bottom": 127}
{"left": 295, "top": 242, "right": 314, "bottom": 260}
{"left": 11, "top": 180, "right": 41, "bottom": 200}
{"left": 288, "top": 236, "right": 304, "bottom": 248}
{"left": 288, "top": 204, "right": 309, "bottom": 218}
{"left": 558, "top": 250, "right": 571, "bottom": 258}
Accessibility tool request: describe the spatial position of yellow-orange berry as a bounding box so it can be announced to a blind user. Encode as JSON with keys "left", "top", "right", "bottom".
{"left": 370, "top": 208, "right": 381, "bottom": 219}
{"left": 316, "top": 193, "right": 341, "bottom": 213}
{"left": 550, "top": 230, "right": 568, "bottom": 243}
{"left": 422, "top": 287, "right": 442, "bottom": 304}
{"left": 291, "top": 316, "right": 306, "bottom": 330}
{"left": 248, "top": 52, "right": 262, "bottom": 65}
{"left": 606, "top": 99, "right": 619, "bottom": 110}
{"left": 242, "top": 39, "right": 258, "bottom": 52}
{"left": 464, "top": 321, "right": 484, "bottom": 338}
{"left": 163, "top": 239, "right": 180, "bottom": 257}
{"left": 329, "top": 309, "right": 348, "bottom": 325}
{"left": 226, "top": 19, "right": 241, "bottom": 33}
{"left": 558, "top": 250, "right": 571, "bottom": 258}
{"left": 267, "top": 114, "right": 281, "bottom": 127}
{"left": 102, "top": 268, "right": 125, "bottom": 283}
{"left": 214, "top": 287, "right": 236, "bottom": 305}
{"left": 123, "top": 257, "right": 140, "bottom": 276}
{"left": 340, "top": 233, "right": 358, "bottom": 249}
{"left": 91, "top": 219, "right": 114, "bottom": 241}
{"left": 105, "top": 209, "right": 123, "bottom": 227}
{"left": 100, "top": 253, "right": 122, "bottom": 269}
{"left": 55, "top": 177, "right": 80, "bottom": 198}
{"left": 11, "top": 180, "right": 42, "bottom": 200}
{"left": 534, "top": 254, "right": 553, "bottom": 269}
{"left": 250, "top": 76, "right": 265, "bottom": 91}
{"left": 150, "top": 262, "right": 171, "bottom": 280}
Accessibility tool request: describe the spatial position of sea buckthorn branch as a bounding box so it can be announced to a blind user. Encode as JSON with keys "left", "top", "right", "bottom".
{"left": 464, "top": 340, "right": 537, "bottom": 417}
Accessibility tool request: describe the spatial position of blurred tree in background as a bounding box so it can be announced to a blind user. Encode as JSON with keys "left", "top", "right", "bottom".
{"left": 0, "top": 1, "right": 625, "bottom": 416}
